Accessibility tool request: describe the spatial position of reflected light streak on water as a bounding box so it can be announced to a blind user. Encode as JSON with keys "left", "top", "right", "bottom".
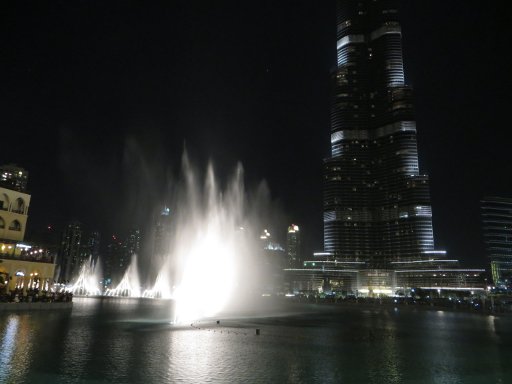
{"left": 0, "top": 314, "right": 34, "bottom": 383}
{"left": 0, "top": 315, "right": 19, "bottom": 382}
{"left": 60, "top": 317, "right": 92, "bottom": 382}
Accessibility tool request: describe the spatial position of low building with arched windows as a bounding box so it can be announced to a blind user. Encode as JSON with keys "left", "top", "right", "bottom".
{"left": 0, "top": 186, "right": 30, "bottom": 242}
{"left": 1, "top": 176, "right": 56, "bottom": 293}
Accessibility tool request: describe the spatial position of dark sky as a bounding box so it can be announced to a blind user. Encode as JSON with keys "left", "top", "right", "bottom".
{"left": 2, "top": 1, "right": 511, "bottom": 267}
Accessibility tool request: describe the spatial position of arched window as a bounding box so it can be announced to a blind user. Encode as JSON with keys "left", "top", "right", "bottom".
{"left": 0, "top": 193, "right": 9, "bottom": 211}
{"left": 14, "top": 198, "right": 25, "bottom": 214}
{"left": 15, "top": 270, "right": 26, "bottom": 289}
{"left": 9, "top": 220, "right": 21, "bottom": 231}
{"left": 0, "top": 216, "right": 5, "bottom": 229}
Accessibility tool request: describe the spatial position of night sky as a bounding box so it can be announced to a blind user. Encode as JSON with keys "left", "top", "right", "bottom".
{"left": 2, "top": 1, "right": 511, "bottom": 267}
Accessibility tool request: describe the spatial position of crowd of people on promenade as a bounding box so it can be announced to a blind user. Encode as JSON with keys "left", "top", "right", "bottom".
{"left": 0, "top": 288, "right": 73, "bottom": 304}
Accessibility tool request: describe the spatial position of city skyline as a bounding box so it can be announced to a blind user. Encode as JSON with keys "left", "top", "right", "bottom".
{"left": 1, "top": 3, "right": 511, "bottom": 382}
{"left": 2, "top": 1, "right": 511, "bottom": 267}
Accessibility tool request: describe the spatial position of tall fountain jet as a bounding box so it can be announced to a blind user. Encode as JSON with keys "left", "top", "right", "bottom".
{"left": 106, "top": 254, "right": 142, "bottom": 297}
{"left": 133, "top": 153, "right": 263, "bottom": 322}
{"left": 165, "top": 154, "right": 257, "bottom": 323}
{"left": 67, "top": 152, "right": 265, "bottom": 324}
{"left": 70, "top": 255, "right": 102, "bottom": 296}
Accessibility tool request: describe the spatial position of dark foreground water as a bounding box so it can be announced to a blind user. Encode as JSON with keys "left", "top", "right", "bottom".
{"left": 0, "top": 297, "right": 511, "bottom": 384}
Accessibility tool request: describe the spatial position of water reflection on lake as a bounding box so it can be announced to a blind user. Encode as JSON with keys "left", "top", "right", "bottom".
{"left": 1, "top": 298, "right": 511, "bottom": 383}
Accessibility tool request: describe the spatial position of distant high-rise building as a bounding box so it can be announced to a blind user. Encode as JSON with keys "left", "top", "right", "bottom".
{"left": 0, "top": 164, "right": 28, "bottom": 192}
{"left": 287, "top": 224, "right": 301, "bottom": 268}
{"left": 260, "top": 228, "right": 285, "bottom": 256}
{"left": 324, "top": 0, "right": 434, "bottom": 265}
{"left": 103, "top": 229, "right": 140, "bottom": 285}
{"left": 153, "top": 206, "right": 172, "bottom": 257}
{"left": 58, "top": 221, "right": 82, "bottom": 282}
{"left": 259, "top": 228, "right": 286, "bottom": 294}
{"left": 481, "top": 197, "right": 512, "bottom": 288}
{"left": 126, "top": 229, "right": 141, "bottom": 257}
{"left": 80, "top": 230, "right": 101, "bottom": 265}
{"left": 104, "top": 234, "right": 125, "bottom": 284}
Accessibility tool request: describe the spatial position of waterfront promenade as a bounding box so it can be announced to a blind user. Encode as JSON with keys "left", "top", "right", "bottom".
{"left": 0, "top": 289, "right": 73, "bottom": 311}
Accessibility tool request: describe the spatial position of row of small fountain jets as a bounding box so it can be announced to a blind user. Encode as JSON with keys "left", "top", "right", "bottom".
{"left": 67, "top": 255, "right": 172, "bottom": 300}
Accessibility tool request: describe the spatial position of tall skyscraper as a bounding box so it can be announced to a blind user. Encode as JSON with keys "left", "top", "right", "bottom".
{"left": 324, "top": 0, "right": 434, "bottom": 265}
{"left": 481, "top": 197, "right": 512, "bottom": 288}
{"left": 285, "top": 0, "right": 485, "bottom": 296}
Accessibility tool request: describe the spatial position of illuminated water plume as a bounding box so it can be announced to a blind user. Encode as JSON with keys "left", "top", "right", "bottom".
{"left": 142, "top": 267, "right": 172, "bottom": 299}
{"left": 168, "top": 156, "right": 255, "bottom": 323}
{"left": 67, "top": 154, "right": 266, "bottom": 324}
{"left": 105, "top": 254, "right": 142, "bottom": 297}
{"left": 69, "top": 256, "right": 102, "bottom": 296}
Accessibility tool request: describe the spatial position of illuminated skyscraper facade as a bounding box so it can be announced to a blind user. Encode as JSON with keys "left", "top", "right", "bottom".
{"left": 285, "top": 0, "right": 485, "bottom": 295}
{"left": 324, "top": 0, "right": 434, "bottom": 265}
{"left": 287, "top": 224, "right": 301, "bottom": 268}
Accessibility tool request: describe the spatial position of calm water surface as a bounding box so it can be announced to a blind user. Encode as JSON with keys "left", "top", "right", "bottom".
{"left": 0, "top": 297, "right": 511, "bottom": 383}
